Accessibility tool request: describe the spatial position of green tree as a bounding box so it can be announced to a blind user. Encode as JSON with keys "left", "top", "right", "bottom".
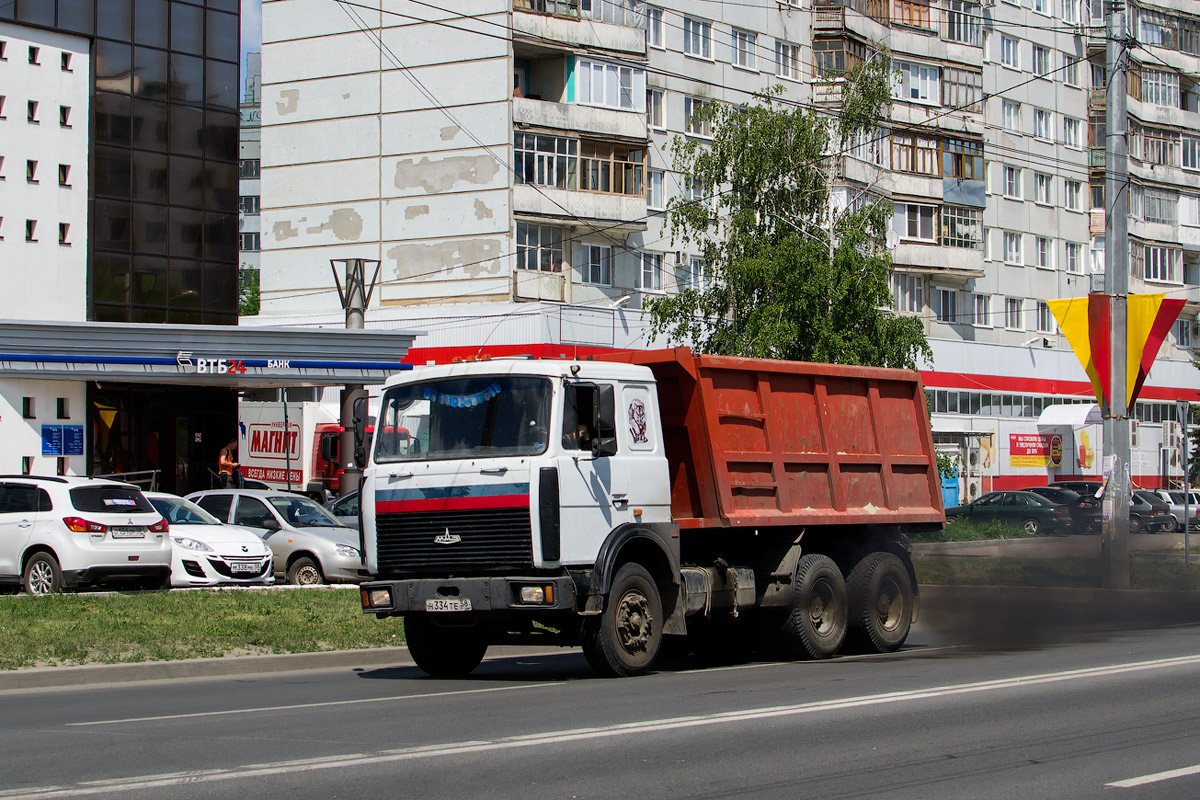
{"left": 239, "top": 268, "right": 260, "bottom": 317}
{"left": 647, "top": 53, "right": 931, "bottom": 370}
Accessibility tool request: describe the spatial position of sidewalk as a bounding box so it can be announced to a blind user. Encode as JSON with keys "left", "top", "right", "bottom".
{"left": 914, "top": 531, "right": 1194, "bottom": 559}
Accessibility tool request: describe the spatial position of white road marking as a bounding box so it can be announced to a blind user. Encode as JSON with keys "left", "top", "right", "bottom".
{"left": 1106, "top": 764, "right": 1200, "bottom": 788}
{"left": 67, "top": 682, "right": 563, "bottom": 726}
{"left": 8, "top": 653, "right": 1200, "bottom": 799}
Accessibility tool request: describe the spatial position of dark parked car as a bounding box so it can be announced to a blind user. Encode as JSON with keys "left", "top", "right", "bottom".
{"left": 1024, "top": 486, "right": 1101, "bottom": 533}
{"left": 1130, "top": 490, "right": 1173, "bottom": 533}
{"left": 945, "top": 490, "right": 1070, "bottom": 535}
{"left": 1050, "top": 480, "right": 1103, "bottom": 498}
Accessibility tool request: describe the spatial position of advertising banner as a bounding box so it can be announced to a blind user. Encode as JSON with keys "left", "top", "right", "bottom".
{"left": 1009, "top": 433, "right": 1055, "bottom": 467}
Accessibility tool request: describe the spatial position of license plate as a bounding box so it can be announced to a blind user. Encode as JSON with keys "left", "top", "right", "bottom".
{"left": 110, "top": 527, "right": 146, "bottom": 539}
{"left": 230, "top": 562, "right": 260, "bottom": 573}
{"left": 426, "top": 598, "right": 471, "bottom": 612}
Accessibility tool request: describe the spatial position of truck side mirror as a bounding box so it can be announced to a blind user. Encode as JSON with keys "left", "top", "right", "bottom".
{"left": 319, "top": 434, "right": 339, "bottom": 462}
{"left": 590, "top": 437, "right": 618, "bottom": 458}
{"left": 352, "top": 395, "right": 369, "bottom": 468}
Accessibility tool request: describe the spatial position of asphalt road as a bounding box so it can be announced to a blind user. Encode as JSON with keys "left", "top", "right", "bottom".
{"left": 3, "top": 620, "right": 1200, "bottom": 800}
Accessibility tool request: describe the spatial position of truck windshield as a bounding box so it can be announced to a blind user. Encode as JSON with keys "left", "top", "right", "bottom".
{"left": 374, "top": 376, "right": 552, "bottom": 462}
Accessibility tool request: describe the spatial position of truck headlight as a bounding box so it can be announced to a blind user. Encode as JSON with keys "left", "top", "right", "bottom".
{"left": 361, "top": 587, "right": 392, "bottom": 609}
{"left": 519, "top": 585, "right": 554, "bottom": 604}
{"left": 336, "top": 544, "right": 360, "bottom": 558}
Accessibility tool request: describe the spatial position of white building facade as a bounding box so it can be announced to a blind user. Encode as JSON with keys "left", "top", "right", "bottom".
{"left": 256, "top": 0, "right": 1199, "bottom": 494}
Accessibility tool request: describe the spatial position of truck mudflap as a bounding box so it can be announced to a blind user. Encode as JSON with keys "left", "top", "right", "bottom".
{"left": 360, "top": 576, "right": 577, "bottom": 615}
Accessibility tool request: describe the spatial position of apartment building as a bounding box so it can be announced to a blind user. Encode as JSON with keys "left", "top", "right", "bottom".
{"left": 257, "top": 0, "right": 1198, "bottom": 492}
{"left": 239, "top": 52, "right": 262, "bottom": 281}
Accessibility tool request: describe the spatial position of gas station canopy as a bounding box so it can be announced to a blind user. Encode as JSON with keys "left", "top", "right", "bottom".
{"left": 0, "top": 320, "right": 421, "bottom": 387}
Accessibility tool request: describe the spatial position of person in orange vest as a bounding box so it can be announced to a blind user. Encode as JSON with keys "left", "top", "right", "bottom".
{"left": 218, "top": 438, "right": 242, "bottom": 488}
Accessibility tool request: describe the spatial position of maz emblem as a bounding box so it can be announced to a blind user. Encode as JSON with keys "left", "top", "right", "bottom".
{"left": 434, "top": 529, "right": 462, "bottom": 545}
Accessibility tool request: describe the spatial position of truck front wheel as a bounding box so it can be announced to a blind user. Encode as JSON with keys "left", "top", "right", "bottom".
{"left": 779, "top": 553, "right": 847, "bottom": 659}
{"left": 404, "top": 614, "right": 488, "bottom": 677}
{"left": 846, "top": 552, "right": 913, "bottom": 653}
{"left": 581, "top": 563, "right": 663, "bottom": 677}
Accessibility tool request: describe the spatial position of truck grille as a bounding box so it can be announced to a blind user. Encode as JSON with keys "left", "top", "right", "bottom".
{"left": 375, "top": 508, "right": 533, "bottom": 573}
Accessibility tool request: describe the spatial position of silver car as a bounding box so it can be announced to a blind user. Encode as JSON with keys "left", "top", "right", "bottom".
{"left": 1147, "top": 489, "right": 1200, "bottom": 532}
{"left": 185, "top": 489, "right": 368, "bottom": 585}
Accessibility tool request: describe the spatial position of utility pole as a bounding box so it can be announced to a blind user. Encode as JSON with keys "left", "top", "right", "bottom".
{"left": 1102, "top": 5, "right": 1131, "bottom": 589}
{"left": 1181, "top": 400, "right": 1192, "bottom": 567}
{"left": 332, "top": 258, "right": 380, "bottom": 497}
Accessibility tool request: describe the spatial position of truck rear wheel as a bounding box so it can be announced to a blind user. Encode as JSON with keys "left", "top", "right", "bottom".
{"left": 404, "top": 614, "right": 488, "bottom": 677}
{"left": 846, "top": 552, "right": 913, "bottom": 653}
{"left": 581, "top": 563, "right": 663, "bottom": 677}
{"left": 779, "top": 554, "right": 847, "bottom": 659}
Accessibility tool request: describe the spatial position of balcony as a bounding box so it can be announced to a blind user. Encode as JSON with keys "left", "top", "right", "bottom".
{"left": 513, "top": 1, "right": 646, "bottom": 55}
{"left": 893, "top": 242, "right": 985, "bottom": 279}
{"left": 513, "top": 184, "right": 647, "bottom": 231}
{"left": 513, "top": 96, "right": 647, "bottom": 141}
{"left": 513, "top": 268, "right": 565, "bottom": 302}
{"left": 1090, "top": 147, "right": 1105, "bottom": 168}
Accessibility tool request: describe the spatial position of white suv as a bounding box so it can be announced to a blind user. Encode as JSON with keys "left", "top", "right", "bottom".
{"left": 0, "top": 476, "right": 171, "bottom": 595}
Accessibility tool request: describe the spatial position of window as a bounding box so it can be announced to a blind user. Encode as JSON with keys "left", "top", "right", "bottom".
{"left": 1062, "top": 0, "right": 1078, "bottom": 24}
{"left": 25, "top": 220, "right": 37, "bottom": 243}
{"left": 1184, "top": 136, "right": 1200, "bottom": 171}
{"left": 57, "top": 397, "right": 69, "bottom": 419}
{"left": 813, "top": 38, "right": 866, "bottom": 77}
{"left": 972, "top": 294, "right": 990, "bottom": 326}
{"left": 1065, "top": 242, "right": 1083, "bottom": 274}
{"left": 26, "top": 160, "right": 37, "bottom": 184}
{"left": 1064, "top": 180, "right": 1082, "bottom": 210}
{"left": 1034, "top": 108, "right": 1052, "bottom": 140}
{"left": 943, "top": 137, "right": 983, "bottom": 179}
{"left": 1002, "top": 100, "right": 1021, "bottom": 132}
{"left": 1005, "top": 297, "right": 1023, "bottom": 329}
{"left": 27, "top": 100, "right": 38, "bottom": 124}
{"left": 1003, "top": 231, "right": 1022, "bottom": 264}
{"left": 1091, "top": 237, "right": 1105, "bottom": 272}
{"left": 1091, "top": 180, "right": 1104, "bottom": 209}
{"left": 28, "top": 46, "right": 39, "bottom": 65}
{"left": 775, "top": 41, "right": 801, "bottom": 80}
{"left": 1135, "top": 125, "right": 1178, "bottom": 167}
{"left": 934, "top": 288, "right": 957, "bottom": 323}
{"left": 1035, "top": 173, "right": 1052, "bottom": 205}
{"left": 580, "top": 141, "right": 644, "bottom": 196}
{"left": 58, "top": 164, "right": 70, "bottom": 186}
{"left": 1032, "top": 46, "right": 1050, "bottom": 76}
{"left": 0, "top": 41, "right": 6, "bottom": 60}
{"left": 1063, "top": 117, "right": 1081, "bottom": 148}
{"left": 238, "top": 195, "right": 260, "bottom": 215}
{"left": 648, "top": 170, "right": 664, "bottom": 210}
{"left": 646, "top": 6, "right": 663, "bottom": 48}
{"left": 1177, "top": 318, "right": 1193, "bottom": 348}
{"left": 21, "top": 397, "right": 34, "bottom": 419}
{"left": 640, "top": 252, "right": 663, "bottom": 292}
{"left": 1139, "top": 244, "right": 1181, "bottom": 282}
{"left": 944, "top": 0, "right": 982, "bottom": 46}
{"left": 684, "top": 96, "right": 711, "bottom": 137}
{"left": 514, "top": 132, "right": 578, "bottom": 190}
{"left": 1000, "top": 35, "right": 1019, "bottom": 69}
{"left": 683, "top": 17, "right": 711, "bottom": 58}
{"left": 891, "top": 272, "right": 924, "bottom": 313}
{"left": 239, "top": 232, "right": 260, "bottom": 251}
{"left": 731, "top": 29, "right": 756, "bottom": 70}
{"left": 1064, "top": 57, "right": 1080, "bottom": 87}
{"left": 59, "top": 106, "right": 71, "bottom": 128}
{"left": 576, "top": 58, "right": 646, "bottom": 112}
{"left": 61, "top": 52, "right": 72, "bottom": 72}
{"left": 941, "top": 205, "right": 983, "bottom": 248}
{"left": 239, "top": 159, "right": 261, "bottom": 179}
{"left": 1036, "top": 302, "right": 1055, "bottom": 333}
{"left": 1033, "top": 0, "right": 1048, "bottom": 13}
{"left": 1181, "top": 193, "right": 1200, "bottom": 227}
{"left": 1142, "top": 70, "right": 1180, "bottom": 109}
{"left": 894, "top": 61, "right": 940, "bottom": 104}
{"left": 647, "top": 88, "right": 663, "bottom": 129}
{"left": 582, "top": 244, "right": 612, "bottom": 286}
{"left": 687, "top": 258, "right": 709, "bottom": 291}
{"left": 59, "top": 223, "right": 70, "bottom": 246}
{"left": 894, "top": 0, "right": 932, "bottom": 29}
{"left": 1144, "top": 188, "right": 1177, "bottom": 225}
{"left": 516, "top": 223, "right": 564, "bottom": 272}
{"left": 1003, "top": 165, "right": 1022, "bottom": 198}
{"left": 1035, "top": 236, "right": 1052, "bottom": 269}
{"left": 684, "top": 174, "right": 708, "bottom": 207}
{"left": 942, "top": 67, "right": 983, "bottom": 112}
{"left": 891, "top": 133, "right": 939, "bottom": 175}
{"left": 894, "top": 203, "right": 936, "bottom": 241}
{"left": 0, "top": 96, "right": 4, "bottom": 119}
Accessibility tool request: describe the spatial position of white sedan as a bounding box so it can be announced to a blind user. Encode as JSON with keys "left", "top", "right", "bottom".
{"left": 145, "top": 492, "right": 274, "bottom": 587}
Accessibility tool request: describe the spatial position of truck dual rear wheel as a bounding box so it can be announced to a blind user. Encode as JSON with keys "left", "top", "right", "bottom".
{"left": 581, "top": 563, "right": 663, "bottom": 677}
{"left": 846, "top": 552, "right": 913, "bottom": 653}
{"left": 780, "top": 554, "right": 847, "bottom": 659}
{"left": 404, "top": 614, "right": 488, "bottom": 677}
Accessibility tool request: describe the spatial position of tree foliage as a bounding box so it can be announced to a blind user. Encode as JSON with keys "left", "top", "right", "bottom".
{"left": 647, "top": 52, "right": 931, "bottom": 370}
{"left": 239, "top": 268, "right": 260, "bottom": 317}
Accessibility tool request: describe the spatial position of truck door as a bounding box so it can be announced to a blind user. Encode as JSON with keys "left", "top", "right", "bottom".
{"left": 617, "top": 382, "right": 671, "bottom": 525}
{"left": 557, "top": 381, "right": 630, "bottom": 564}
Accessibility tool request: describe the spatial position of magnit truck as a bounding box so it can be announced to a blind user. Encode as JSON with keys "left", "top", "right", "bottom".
{"left": 238, "top": 401, "right": 344, "bottom": 501}
{"left": 358, "top": 348, "right": 944, "bottom": 677}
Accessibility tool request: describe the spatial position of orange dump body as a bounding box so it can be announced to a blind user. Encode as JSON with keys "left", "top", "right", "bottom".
{"left": 600, "top": 348, "right": 945, "bottom": 530}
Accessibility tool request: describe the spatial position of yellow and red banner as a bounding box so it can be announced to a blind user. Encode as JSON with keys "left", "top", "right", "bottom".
{"left": 1048, "top": 293, "right": 1186, "bottom": 408}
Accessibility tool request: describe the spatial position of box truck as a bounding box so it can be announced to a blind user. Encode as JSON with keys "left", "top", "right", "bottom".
{"left": 238, "top": 401, "right": 343, "bottom": 501}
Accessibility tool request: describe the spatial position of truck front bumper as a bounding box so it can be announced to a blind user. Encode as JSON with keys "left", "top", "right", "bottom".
{"left": 360, "top": 576, "right": 578, "bottom": 615}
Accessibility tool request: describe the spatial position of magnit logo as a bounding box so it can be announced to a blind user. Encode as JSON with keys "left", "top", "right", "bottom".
{"left": 247, "top": 423, "right": 301, "bottom": 461}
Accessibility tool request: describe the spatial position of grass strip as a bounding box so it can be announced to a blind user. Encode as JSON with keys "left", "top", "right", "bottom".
{"left": 0, "top": 588, "right": 404, "bottom": 671}
{"left": 910, "top": 519, "right": 1040, "bottom": 543}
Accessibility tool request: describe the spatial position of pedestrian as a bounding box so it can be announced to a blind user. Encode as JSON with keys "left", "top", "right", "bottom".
{"left": 218, "top": 438, "right": 243, "bottom": 488}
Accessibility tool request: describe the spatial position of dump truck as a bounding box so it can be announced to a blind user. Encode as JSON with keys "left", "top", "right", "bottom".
{"left": 358, "top": 348, "right": 944, "bottom": 677}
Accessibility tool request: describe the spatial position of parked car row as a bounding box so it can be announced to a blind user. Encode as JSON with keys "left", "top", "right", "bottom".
{"left": 0, "top": 475, "right": 366, "bottom": 596}
{"left": 946, "top": 484, "right": 1182, "bottom": 534}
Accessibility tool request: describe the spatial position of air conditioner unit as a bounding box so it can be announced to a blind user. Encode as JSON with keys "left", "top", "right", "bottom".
{"left": 1131, "top": 419, "right": 1140, "bottom": 448}
{"left": 967, "top": 447, "right": 983, "bottom": 473}
{"left": 967, "top": 476, "right": 983, "bottom": 501}
{"left": 1166, "top": 420, "right": 1183, "bottom": 450}
{"left": 1163, "top": 446, "right": 1180, "bottom": 469}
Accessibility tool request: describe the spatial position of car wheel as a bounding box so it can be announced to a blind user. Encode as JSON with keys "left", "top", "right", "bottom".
{"left": 23, "top": 552, "right": 62, "bottom": 596}
{"left": 1130, "top": 517, "right": 1143, "bottom": 533}
{"left": 581, "top": 563, "right": 663, "bottom": 677}
{"left": 777, "top": 553, "right": 847, "bottom": 660}
{"left": 1022, "top": 517, "right": 1040, "bottom": 536}
{"left": 286, "top": 556, "right": 325, "bottom": 586}
{"left": 846, "top": 552, "right": 914, "bottom": 654}
{"left": 1162, "top": 517, "right": 1180, "bottom": 533}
